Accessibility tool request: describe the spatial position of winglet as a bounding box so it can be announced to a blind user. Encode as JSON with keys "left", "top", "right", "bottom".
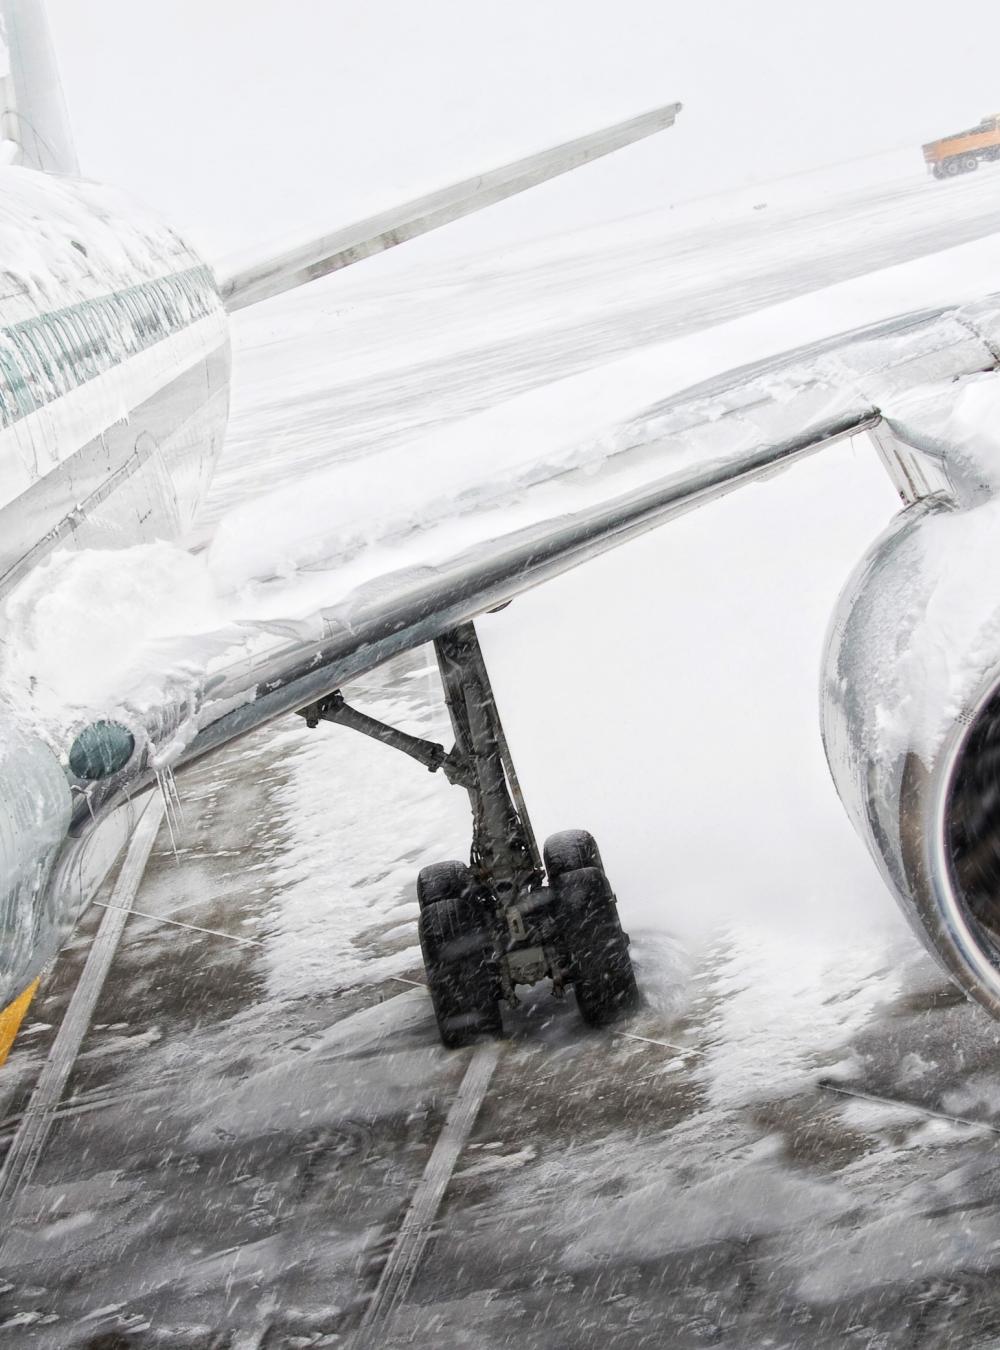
{"left": 220, "top": 100, "right": 682, "bottom": 312}
{"left": 0, "top": 0, "right": 78, "bottom": 175}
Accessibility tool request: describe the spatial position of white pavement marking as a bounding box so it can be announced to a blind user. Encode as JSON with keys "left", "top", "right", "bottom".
{"left": 818, "top": 1079, "right": 1000, "bottom": 1137}
{"left": 352, "top": 1039, "right": 502, "bottom": 1347}
{"left": 0, "top": 793, "right": 163, "bottom": 1218}
{"left": 614, "top": 1030, "right": 706, "bottom": 1056}
{"left": 228, "top": 1331, "right": 268, "bottom": 1350}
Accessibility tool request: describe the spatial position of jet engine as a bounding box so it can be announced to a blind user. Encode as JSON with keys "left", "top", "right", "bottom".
{"left": 823, "top": 376, "right": 1000, "bottom": 1016}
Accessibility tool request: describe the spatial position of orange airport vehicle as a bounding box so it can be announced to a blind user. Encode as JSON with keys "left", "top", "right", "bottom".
{"left": 923, "top": 115, "right": 1000, "bottom": 178}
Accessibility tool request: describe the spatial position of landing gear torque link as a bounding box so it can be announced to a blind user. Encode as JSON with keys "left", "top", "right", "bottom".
{"left": 298, "top": 621, "right": 639, "bottom": 1047}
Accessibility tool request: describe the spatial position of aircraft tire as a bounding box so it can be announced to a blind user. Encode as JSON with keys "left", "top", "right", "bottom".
{"left": 543, "top": 829, "right": 604, "bottom": 881}
{"left": 418, "top": 895, "right": 502, "bottom": 1047}
{"left": 554, "top": 866, "right": 640, "bottom": 1028}
{"left": 417, "top": 860, "right": 474, "bottom": 911}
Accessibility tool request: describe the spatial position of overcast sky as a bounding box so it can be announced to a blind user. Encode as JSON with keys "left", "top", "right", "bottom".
{"left": 42, "top": 2, "right": 1000, "bottom": 269}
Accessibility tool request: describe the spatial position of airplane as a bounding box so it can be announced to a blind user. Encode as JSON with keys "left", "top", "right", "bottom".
{"left": 1, "top": 0, "right": 1000, "bottom": 1063}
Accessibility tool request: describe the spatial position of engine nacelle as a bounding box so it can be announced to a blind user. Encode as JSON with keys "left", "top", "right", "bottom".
{"left": 823, "top": 389, "right": 1000, "bottom": 1016}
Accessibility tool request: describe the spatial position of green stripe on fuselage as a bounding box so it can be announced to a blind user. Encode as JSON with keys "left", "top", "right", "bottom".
{"left": 0, "top": 265, "right": 220, "bottom": 430}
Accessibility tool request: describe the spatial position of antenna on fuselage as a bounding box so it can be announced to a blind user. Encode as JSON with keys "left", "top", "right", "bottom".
{"left": 0, "top": 0, "right": 78, "bottom": 174}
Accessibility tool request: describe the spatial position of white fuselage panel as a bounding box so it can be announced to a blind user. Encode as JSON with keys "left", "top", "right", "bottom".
{"left": 0, "top": 166, "right": 231, "bottom": 593}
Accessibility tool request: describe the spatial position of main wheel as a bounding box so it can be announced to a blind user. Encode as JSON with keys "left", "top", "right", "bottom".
{"left": 416, "top": 860, "right": 474, "bottom": 911}
{"left": 543, "top": 829, "right": 604, "bottom": 881}
{"left": 418, "top": 894, "right": 502, "bottom": 1047}
{"left": 554, "top": 866, "right": 640, "bottom": 1028}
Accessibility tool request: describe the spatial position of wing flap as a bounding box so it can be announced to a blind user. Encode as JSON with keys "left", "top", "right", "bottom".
{"left": 218, "top": 101, "right": 682, "bottom": 312}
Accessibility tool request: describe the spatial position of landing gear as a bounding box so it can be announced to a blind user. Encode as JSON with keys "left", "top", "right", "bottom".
{"left": 417, "top": 860, "right": 475, "bottom": 910}
{"left": 418, "top": 891, "right": 503, "bottom": 1048}
{"left": 298, "top": 623, "right": 640, "bottom": 1046}
{"left": 553, "top": 861, "right": 639, "bottom": 1027}
{"left": 544, "top": 828, "right": 605, "bottom": 878}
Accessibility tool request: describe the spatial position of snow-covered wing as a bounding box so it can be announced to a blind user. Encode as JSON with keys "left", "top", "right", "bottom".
{"left": 218, "top": 102, "right": 683, "bottom": 312}
{"left": 77, "top": 293, "right": 1000, "bottom": 813}
{"left": 0, "top": 0, "right": 77, "bottom": 174}
{"left": 3, "top": 287, "right": 1000, "bottom": 1007}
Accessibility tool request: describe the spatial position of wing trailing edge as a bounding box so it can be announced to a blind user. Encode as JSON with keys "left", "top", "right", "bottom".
{"left": 218, "top": 101, "right": 683, "bottom": 312}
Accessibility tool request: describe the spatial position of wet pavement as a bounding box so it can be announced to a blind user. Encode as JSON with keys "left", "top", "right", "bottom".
{"left": 7, "top": 164, "right": 1000, "bottom": 1346}
{"left": 5, "top": 651, "right": 1000, "bottom": 1349}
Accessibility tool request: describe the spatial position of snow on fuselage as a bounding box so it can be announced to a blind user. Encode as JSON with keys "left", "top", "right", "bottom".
{"left": 0, "top": 165, "right": 230, "bottom": 1008}
{"left": 0, "top": 165, "right": 231, "bottom": 595}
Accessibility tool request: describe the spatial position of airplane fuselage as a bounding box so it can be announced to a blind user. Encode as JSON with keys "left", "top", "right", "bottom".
{"left": 0, "top": 164, "right": 230, "bottom": 597}
{"left": 0, "top": 166, "right": 231, "bottom": 1010}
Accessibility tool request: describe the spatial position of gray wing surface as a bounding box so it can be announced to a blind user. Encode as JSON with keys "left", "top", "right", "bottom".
{"left": 218, "top": 102, "right": 682, "bottom": 312}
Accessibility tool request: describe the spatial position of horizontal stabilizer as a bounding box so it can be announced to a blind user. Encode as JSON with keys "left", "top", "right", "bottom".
{"left": 219, "top": 101, "right": 682, "bottom": 312}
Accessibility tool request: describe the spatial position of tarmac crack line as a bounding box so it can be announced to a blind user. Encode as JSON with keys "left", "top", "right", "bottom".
{"left": 351, "top": 1039, "right": 502, "bottom": 1348}
{"left": 94, "top": 900, "right": 265, "bottom": 946}
{"left": 0, "top": 792, "right": 164, "bottom": 1221}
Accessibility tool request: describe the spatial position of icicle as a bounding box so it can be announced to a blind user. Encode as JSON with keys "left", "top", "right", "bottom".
{"left": 70, "top": 783, "right": 97, "bottom": 824}
{"left": 166, "top": 764, "right": 186, "bottom": 828}
{"left": 154, "top": 767, "right": 181, "bottom": 865}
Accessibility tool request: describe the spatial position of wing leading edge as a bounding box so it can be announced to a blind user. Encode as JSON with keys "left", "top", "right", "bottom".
{"left": 218, "top": 101, "right": 683, "bottom": 312}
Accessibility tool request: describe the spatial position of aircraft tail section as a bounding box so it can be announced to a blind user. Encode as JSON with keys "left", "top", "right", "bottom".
{"left": 0, "top": 0, "right": 77, "bottom": 174}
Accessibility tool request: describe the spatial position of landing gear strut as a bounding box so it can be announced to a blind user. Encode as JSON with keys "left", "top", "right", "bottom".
{"left": 298, "top": 622, "right": 639, "bottom": 1046}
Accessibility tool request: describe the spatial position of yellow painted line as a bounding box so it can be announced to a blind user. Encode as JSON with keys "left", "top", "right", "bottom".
{"left": 0, "top": 979, "right": 40, "bottom": 1067}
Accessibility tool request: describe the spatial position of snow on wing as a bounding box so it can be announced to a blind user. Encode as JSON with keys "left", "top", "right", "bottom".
{"left": 5, "top": 271, "right": 1000, "bottom": 1010}
{"left": 69, "top": 293, "right": 1000, "bottom": 818}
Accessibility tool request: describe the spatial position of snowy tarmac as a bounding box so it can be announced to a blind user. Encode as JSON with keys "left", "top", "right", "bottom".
{"left": 6, "top": 158, "right": 1000, "bottom": 1346}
